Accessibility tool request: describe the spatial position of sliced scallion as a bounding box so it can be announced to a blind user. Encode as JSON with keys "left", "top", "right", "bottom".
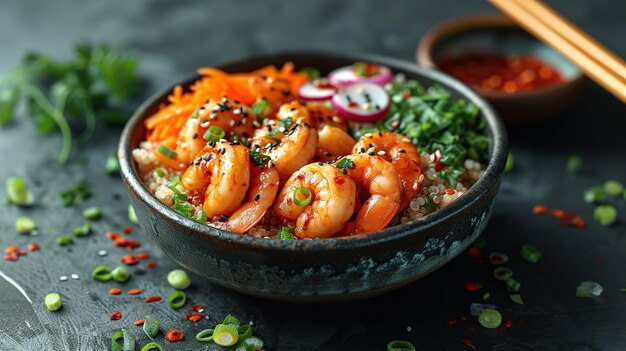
{"left": 386, "top": 340, "right": 416, "bottom": 351}
{"left": 167, "top": 269, "right": 191, "bottom": 290}
{"left": 566, "top": 154, "right": 582, "bottom": 172}
{"left": 72, "top": 222, "right": 92, "bottom": 236}
{"left": 223, "top": 314, "right": 241, "bottom": 327}
{"left": 237, "top": 325, "right": 253, "bottom": 341}
{"left": 196, "top": 329, "right": 215, "bottom": 342}
{"left": 504, "top": 152, "right": 514, "bottom": 172}
{"left": 92, "top": 265, "right": 113, "bottom": 281}
{"left": 251, "top": 99, "right": 272, "bottom": 121}
{"left": 213, "top": 324, "right": 239, "bottom": 347}
{"left": 143, "top": 315, "right": 160, "bottom": 339}
{"left": 604, "top": 180, "right": 623, "bottom": 196}
{"left": 478, "top": 309, "right": 502, "bottom": 329}
{"left": 128, "top": 205, "right": 138, "bottom": 224}
{"left": 56, "top": 235, "right": 74, "bottom": 246}
{"left": 82, "top": 206, "right": 101, "bottom": 220}
{"left": 204, "top": 126, "right": 226, "bottom": 142}
{"left": 583, "top": 186, "right": 605, "bottom": 204}
{"left": 6, "top": 177, "right": 34, "bottom": 206}
{"left": 236, "top": 336, "right": 264, "bottom": 351}
{"left": 293, "top": 187, "right": 312, "bottom": 207}
{"left": 140, "top": 341, "right": 163, "bottom": 351}
{"left": 275, "top": 226, "right": 295, "bottom": 240}
{"left": 505, "top": 278, "right": 521, "bottom": 293}
{"left": 594, "top": 205, "right": 617, "bottom": 226}
{"left": 111, "top": 266, "right": 130, "bottom": 283}
{"left": 45, "top": 293, "right": 62, "bottom": 311}
{"left": 105, "top": 154, "right": 120, "bottom": 175}
{"left": 111, "top": 328, "right": 135, "bottom": 351}
{"left": 520, "top": 244, "right": 542, "bottom": 263}
{"left": 168, "top": 290, "right": 186, "bottom": 309}
{"left": 16, "top": 217, "right": 36, "bottom": 234}
{"left": 510, "top": 294, "right": 524, "bottom": 305}
{"left": 493, "top": 267, "right": 513, "bottom": 281}
{"left": 157, "top": 144, "right": 177, "bottom": 159}
{"left": 154, "top": 167, "right": 166, "bottom": 178}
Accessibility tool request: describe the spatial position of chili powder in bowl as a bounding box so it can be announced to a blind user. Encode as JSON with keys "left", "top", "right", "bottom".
{"left": 417, "top": 13, "right": 585, "bottom": 124}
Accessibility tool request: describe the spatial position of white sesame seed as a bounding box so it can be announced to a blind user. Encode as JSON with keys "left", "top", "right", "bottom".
{"left": 406, "top": 326, "right": 412, "bottom": 332}
{"left": 364, "top": 133, "right": 373, "bottom": 138}
{"left": 229, "top": 120, "right": 236, "bottom": 127}
{"left": 233, "top": 109, "right": 241, "bottom": 115}
{"left": 98, "top": 250, "right": 107, "bottom": 256}
{"left": 59, "top": 276, "right": 68, "bottom": 281}
{"left": 71, "top": 274, "right": 79, "bottom": 280}
{"left": 332, "top": 116, "right": 342, "bottom": 123}
{"left": 356, "top": 87, "right": 366, "bottom": 95}
{"left": 362, "top": 102, "right": 372, "bottom": 111}
{"left": 249, "top": 321, "right": 254, "bottom": 326}
{"left": 402, "top": 137, "right": 411, "bottom": 143}
{"left": 377, "top": 150, "right": 386, "bottom": 156}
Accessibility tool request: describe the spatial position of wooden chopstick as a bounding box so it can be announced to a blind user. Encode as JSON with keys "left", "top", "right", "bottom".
{"left": 488, "top": 0, "right": 626, "bottom": 103}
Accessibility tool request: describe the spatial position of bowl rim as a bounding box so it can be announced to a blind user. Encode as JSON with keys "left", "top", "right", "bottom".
{"left": 118, "top": 51, "right": 508, "bottom": 253}
{"left": 416, "top": 13, "right": 586, "bottom": 100}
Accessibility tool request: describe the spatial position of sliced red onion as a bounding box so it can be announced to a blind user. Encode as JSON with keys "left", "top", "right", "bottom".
{"left": 332, "top": 83, "right": 390, "bottom": 123}
{"left": 298, "top": 81, "right": 336, "bottom": 102}
{"left": 328, "top": 64, "right": 393, "bottom": 87}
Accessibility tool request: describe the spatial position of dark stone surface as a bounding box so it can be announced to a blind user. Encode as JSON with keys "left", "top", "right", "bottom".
{"left": 1, "top": 1, "right": 625, "bottom": 350}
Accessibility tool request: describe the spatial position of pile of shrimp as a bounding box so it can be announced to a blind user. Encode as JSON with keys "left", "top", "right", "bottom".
{"left": 141, "top": 64, "right": 424, "bottom": 239}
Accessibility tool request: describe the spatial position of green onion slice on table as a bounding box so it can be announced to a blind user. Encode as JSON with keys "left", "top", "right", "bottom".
{"left": 386, "top": 340, "right": 416, "bottom": 351}
{"left": 168, "top": 290, "right": 186, "bottom": 309}
{"left": 143, "top": 315, "right": 160, "bottom": 339}
{"left": 111, "top": 328, "right": 135, "bottom": 351}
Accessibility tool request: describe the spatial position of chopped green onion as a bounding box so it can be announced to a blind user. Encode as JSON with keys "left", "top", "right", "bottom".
{"left": 196, "top": 329, "right": 215, "bottom": 342}
{"left": 105, "top": 154, "right": 120, "bottom": 175}
{"left": 193, "top": 209, "right": 207, "bottom": 224}
{"left": 213, "top": 324, "right": 239, "bottom": 347}
{"left": 293, "top": 187, "right": 312, "bottom": 206}
{"left": 505, "top": 278, "right": 521, "bottom": 293}
{"left": 56, "top": 235, "right": 74, "bottom": 246}
{"left": 45, "top": 293, "right": 62, "bottom": 311}
{"left": 6, "top": 177, "right": 34, "bottom": 206}
{"left": 520, "top": 244, "right": 542, "bottom": 263}
{"left": 237, "top": 325, "right": 253, "bottom": 341}
{"left": 478, "top": 309, "right": 502, "bottom": 329}
{"left": 189, "top": 108, "right": 199, "bottom": 119}
{"left": 299, "top": 67, "right": 321, "bottom": 80}
{"left": 140, "top": 341, "right": 163, "bottom": 351}
{"left": 128, "top": 205, "right": 138, "bottom": 224}
{"left": 82, "top": 206, "right": 101, "bottom": 220}
{"left": 111, "top": 328, "right": 135, "bottom": 351}
{"left": 594, "top": 205, "right": 617, "bottom": 226}
{"left": 493, "top": 267, "right": 513, "bottom": 281}
{"left": 251, "top": 99, "right": 272, "bottom": 120}
{"left": 566, "top": 154, "right": 582, "bottom": 172}
{"left": 154, "top": 167, "right": 166, "bottom": 177}
{"left": 143, "top": 315, "right": 160, "bottom": 339}
{"left": 236, "top": 336, "right": 264, "bottom": 351}
{"left": 488, "top": 252, "right": 508, "bottom": 265}
{"left": 168, "top": 290, "right": 186, "bottom": 309}
{"left": 510, "top": 294, "right": 524, "bottom": 305}
{"left": 504, "top": 152, "right": 514, "bottom": 172}
{"left": 204, "top": 125, "right": 226, "bottom": 142}
{"left": 604, "top": 180, "right": 623, "bottom": 196}
{"left": 250, "top": 149, "right": 271, "bottom": 166}
{"left": 223, "top": 314, "right": 241, "bottom": 327}
{"left": 165, "top": 175, "right": 184, "bottom": 194}
{"left": 336, "top": 157, "right": 355, "bottom": 170}
{"left": 59, "top": 181, "right": 91, "bottom": 206}
{"left": 276, "top": 226, "right": 295, "bottom": 240}
{"left": 72, "top": 222, "right": 92, "bottom": 236}
{"left": 167, "top": 269, "right": 191, "bottom": 290}
{"left": 583, "top": 186, "right": 606, "bottom": 204}
{"left": 92, "top": 265, "right": 113, "bottom": 281}
{"left": 386, "top": 340, "right": 416, "bottom": 351}
{"left": 482, "top": 292, "right": 490, "bottom": 301}
{"left": 157, "top": 144, "right": 177, "bottom": 159}
{"left": 16, "top": 217, "right": 36, "bottom": 234}
{"left": 620, "top": 288, "right": 626, "bottom": 293}
{"left": 576, "top": 281, "right": 603, "bottom": 297}
{"left": 111, "top": 266, "right": 130, "bottom": 283}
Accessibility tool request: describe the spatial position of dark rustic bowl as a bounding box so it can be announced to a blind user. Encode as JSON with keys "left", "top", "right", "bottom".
{"left": 417, "top": 13, "right": 586, "bottom": 124}
{"left": 118, "top": 52, "right": 508, "bottom": 302}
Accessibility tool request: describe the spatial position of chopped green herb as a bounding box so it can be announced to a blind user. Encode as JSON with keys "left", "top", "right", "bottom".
{"left": 157, "top": 144, "right": 177, "bottom": 159}
{"left": 6, "top": 177, "right": 34, "bottom": 206}
{"left": 59, "top": 181, "right": 91, "bottom": 206}
{"left": 143, "top": 315, "right": 160, "bottom": 339}
{"left": 105, "top": 154, "right": 119, "bottom": 175}
{"left": 45, "top": 293, "right": 62, "bottom": 311}
{"left": 140, "top": 342, "right": 163, "bottom": 351}
{"left": 386, "top": 340, "right": 416, "bottom": 351}
{"left": 189, "top": 108, "right": 199, "bottom": 119}
{"left": 520, "top": 244, "right": 542, "bottom": 263}
{"left": 251, "top": 99, "right": 272, "bottom": 120}
{"left": 566, "top": 154, "right": 582, "bottom": 172}
{"left": 213, "top": 324, "right": 239, "bottom": 347}
{"left": 583, "top": 186, "right": 606, "bottom": 204}
{"left": 493, "top": 267, "right": 513, "bottom": 281}
{"left": 196, "top": 329, "right": 215, "bottom": 342}
{"left": 237, "top": 325, "right": 253, "bottom": 341}
{"left": 268, "top": 116, "right": 292, "bottom": 137}
{"left": 16, "top": 217, "right": 36, "bottom": 234}
{"left": 168, "top": 290, "right": 186, "bottom": 309}
{"left": 576, "top": 281, "right": 603, "bottom": 297}
{"left": 204, "top": 125, "right": 226, "bottom": 142}
{"left": 504, "top": 152, "right": 514, "bottom": 172}
{"left": 0, "top": 86, "right": 19, "bottom": 125}
{"left": 222, "top": 314, "right": 240, "bottom": 327}
{"left": 276, "top": 226, "right": 296, "bottom": 240}
{"left": 293, "top": 187, "right": 312, "bottom": 206}
{"left": 510, "top": 294, "right": 524, "bottom": 305}
{"left": 82, "top": 206, "right": 101, "bottom": 220}
{"left": 594, "top": 205, "right": 617, "bottom": 226}
{"left": 92, "top": 265, "right": 113, "bottom": 281}
{"left": 193, "top": 209, "right": 207, "bottom": 224}
{"left": 505, "top": 278, "right": 521, "bottom": 293}
{"left": 482, "top": 292, "right": 490, "bottom": 301}
{"left": 154, "top": 167, "right": 166, "bottom": 177}
{"left": 111, "top": 328, "right": 136, "bottom": 351}
{"left": 604, "top": 180, "right": 624, "bottom": 196}
{"left": 299, "top": 67, "right": 321, "bottom": 80}
{"left": 336, "top": 157, "right": 355, "bottom": 170}
{"left": 236, "top": 336, "right": 264, "bottom": 351}
{"left": 128, "top": 205, "right": 138, "bottom": 224}
{"left": 478, "top": 309, "right": 502, "bottom": 329}
{"left": 250, "top": 149, "right": 271, "bottom": 166}
{"left": 72, "top": 222, "right": 92, "bottom": 236}
{"left": 56, "top": 235, "right": 74, "bottom": 246}
{"left": 111, "top": 266, "right": 130, "bottom": 283}
{"left": 167, "top": 269, "right": 191, "bottom": 290}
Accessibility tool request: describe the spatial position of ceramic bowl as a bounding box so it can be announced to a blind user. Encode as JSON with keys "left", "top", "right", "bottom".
{"left": 118, "top": 52, "right": 508, "bottom": 302}
{"left": 417, "top": 13, "right": 586, "bottom": 124}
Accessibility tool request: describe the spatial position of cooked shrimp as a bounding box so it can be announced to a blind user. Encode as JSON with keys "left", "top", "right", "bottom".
{"left": 352, "top": 131, "right": 422, "bottom": 208}
{"left": 317, "top": 125, "right": 356, "bottom": 156}
{"left": 273, "top": 163, "right": 356, "bottom": 238}
{"left": 306, "top": 103, "right": 348, "bottom": 131}
{"left": 250, "top": 115, "right": 318, "bottom": 181}
{"left": 181, "top": 141, "right": 250, "bottom": 218}
{"left": 212, "top": 164, "right": 279, "bottom": 234}
{"left": 249, "top": 76, "right": 296, "bottom": 116}
{"left": 333, "top": 154, "right": 402, "bottom": 234}
{"left": 175, "top": 98, "right": 256, "bottom": 164}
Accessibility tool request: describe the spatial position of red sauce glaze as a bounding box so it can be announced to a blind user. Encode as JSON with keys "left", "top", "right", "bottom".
{"left": 438, "top": 52, "right": 564, "bottom": 93}
{"left": 334, "top": 176, "right": 345, "bottom": 184}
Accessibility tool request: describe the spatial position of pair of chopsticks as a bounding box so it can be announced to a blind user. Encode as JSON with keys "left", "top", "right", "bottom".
{"left": 489, "top": 0, "right": 626, "bottom": 103}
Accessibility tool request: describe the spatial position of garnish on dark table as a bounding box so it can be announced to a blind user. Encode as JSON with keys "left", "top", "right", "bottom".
{"left": 0, "top": 43, "right": 140, "bottom": 163}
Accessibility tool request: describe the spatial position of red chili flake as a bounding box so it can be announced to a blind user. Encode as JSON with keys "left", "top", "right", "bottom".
{"left": 123, "top": 226, "right": 133, "bottom": 234}
{"left": 135, "top": 252, "right": 149, "bottom": 260}
{"left": 434, "top": 162, "right": 446, "bottom": 172}
{"left": 446, "top": 319, "right": 458, "bottom": 326}
{"left": 165, "top": 329, "right": 184, "bottom": 342}
{"left": 550, "top": 209, "right": 567, "bottom": 219}
{"left": 144, "top": 295, "right": 161, "bottom": 303}
{"left": 17, "top": 249, "right": 27, "bottom": 256}
{"left": 187, "top": 313, "right": 204, "bottom": 322}
{"left": 445, "top": 188, "right": 456, "bottom": 195}
{"left": 4, "top": 245, "right": 20, "bottom": 255}
{"left": 27, "top": 243, "right": 40, "bottom": 251}
{"left": 3, "top": 253, "right": 19, "bottom": 261}
{"left": 191, "top": 305, "right": 204, "bottom": 312}
{"left": 464, "top": 282, "right": 483, "bottom": 292}
{"left": 570, "top": 215, "right": 586, "bottom": 228}
{"left": 460, "top": 338, "right": 476, "bottom": 349}
{"left": 402, "top": 91, "right": 411, "bottom": 99}
{"left": 128, "top": 288, "right": 142, "bottom": 295}
{"left": 499, "top": 320, "right": 514, "bottom": 330}
{"left": 334, "top": 176, "right": 345, "bottom": 184}
{"left": 114, "top": 237, "right": 141, "bottom": 250}
{"left": 110, "top": 311, "right": 122, "bottom": 320}
{"left": 533, "top": 205, "right": 549, "bottom": 215}
{"left": 120, "top": 254, "right": 139, "bottom": 266}
{"left": 133, "top": 319, "right": 145, "bottom": 326}
{"left": 106, "top": 231, "right": 121, "bottom": 241}
{"left": 146, "top": 262, "right": 157, "bottom": 269}
{"left": 468, "top": 247, "right": 482, "bottom": 258}
{"left": 109, "top": 288, "right": 122, "bottom": 295}
{"left": 348, "top": 101, "right": 358, "bottom": 108}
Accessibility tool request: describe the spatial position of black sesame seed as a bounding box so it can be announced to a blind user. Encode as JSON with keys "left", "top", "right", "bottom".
{"left": 318, "top": 162, "right": 324, "bottom": 166}
{"left": 325, "top": 152, "right": 333, "bottom": 157}
{"left": 368, "top": 152, "right": 375, "bottom": 156}
{"left": 192, "top": 133, "right": 198, "bottom": 139}
{"left": 254, "top": 194, "right": 261, "bottom": 201}
{"left": 398, "top": 149, "right": 406, "bottom": 154}
{"left": 378, "top": 131, "right": 383, "bottom": 137}
{"left": 282, "top": 89, "right": 290, "bottom": 96}
{"left": 290, "top": 107, "right": 297, "bottom": 112}
{"left": 360, "top": 147, "right": 366, "bottom": 153}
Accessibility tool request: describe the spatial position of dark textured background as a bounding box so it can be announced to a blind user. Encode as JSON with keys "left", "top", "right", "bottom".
{"left": 1, "top": 1, "right": 626, "bottom": 350}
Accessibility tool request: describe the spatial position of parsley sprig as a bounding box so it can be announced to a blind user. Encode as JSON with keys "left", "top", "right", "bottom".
{"left": 0, "top": 43, "right": 140, "bottom": 164}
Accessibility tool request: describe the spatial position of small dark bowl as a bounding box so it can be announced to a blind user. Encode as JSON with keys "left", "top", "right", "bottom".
{"left": 417, "top": 13, "right": 586, "bottom": 124}
{"left": 118, "top": 52, "right": 508, "bottom": 302}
